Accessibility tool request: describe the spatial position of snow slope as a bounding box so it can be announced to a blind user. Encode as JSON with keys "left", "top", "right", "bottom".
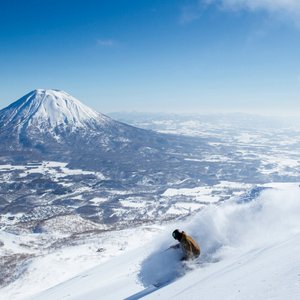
{"left": 28, "top": 183, "right": 300, "bottom": 300}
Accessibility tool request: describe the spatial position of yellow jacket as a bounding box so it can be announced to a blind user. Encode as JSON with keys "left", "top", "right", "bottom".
{"left": 180, "top": 231, "right": 200, "bottom": 259}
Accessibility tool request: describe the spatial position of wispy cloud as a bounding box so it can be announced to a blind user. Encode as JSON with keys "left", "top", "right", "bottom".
{"left": 203, "top": 0, "right": 300, "bottom": 25}
{"left": 179, "top": 0, "right": 211, "bottom": 24}
{"left": 96, "top": 39, "right": 117, "bottom": 47}
{"left": 218, "top": 0, "right": 300, "bottom": 14}
{"left": 181, "top": 0, "right": 300, "bottom": 26}
{"left": 180, "top": 5, "right": 202, "bottom": 24}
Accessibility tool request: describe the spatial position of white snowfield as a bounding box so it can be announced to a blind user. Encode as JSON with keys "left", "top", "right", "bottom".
{"left": 27, "top": 183, "right": 300, "bottom": 300}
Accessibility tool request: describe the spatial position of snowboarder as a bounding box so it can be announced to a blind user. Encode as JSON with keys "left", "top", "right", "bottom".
{"left": 171, "top": 229, "right": 200, "bottom": 261}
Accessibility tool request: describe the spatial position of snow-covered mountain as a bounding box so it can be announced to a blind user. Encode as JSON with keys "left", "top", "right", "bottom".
{"left": 0, "top": 89, "right": 110, "bottom": 131}
{"left": 0, "top": 89, "right": 216, "bottom": 182}
{"left": 0, "top": 89, "right": 150, "bottom": 154}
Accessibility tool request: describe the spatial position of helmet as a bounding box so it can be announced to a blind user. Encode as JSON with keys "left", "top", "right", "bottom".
{"left": 172, "top": 229, "right": 181, "bottom": 240}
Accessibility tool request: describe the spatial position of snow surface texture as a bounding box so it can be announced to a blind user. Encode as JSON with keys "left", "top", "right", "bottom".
{"left": 26, "top": 183, "right": 300, "bottom": 300}
{"left": 0, "top": 89, "right": 110, "bottom": 130}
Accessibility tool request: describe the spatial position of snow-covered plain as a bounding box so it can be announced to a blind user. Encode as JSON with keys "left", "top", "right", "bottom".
{"left": 0, "top": 161, "right": 105, "bottom": 181}
{"left": 18, "top": 183, "right": 300, "bottom": 300}
{"left": 111, "top": 113, "right": 300, "bottom": 183}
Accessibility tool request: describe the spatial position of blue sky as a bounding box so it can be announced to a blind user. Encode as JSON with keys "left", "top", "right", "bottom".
{"left": 1, "top": 0, "right": 300, "bottom": 115}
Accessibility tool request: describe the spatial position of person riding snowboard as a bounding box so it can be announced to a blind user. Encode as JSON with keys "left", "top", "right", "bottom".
{"left": 171, "top": 229, "right": 200, "bottom": 261}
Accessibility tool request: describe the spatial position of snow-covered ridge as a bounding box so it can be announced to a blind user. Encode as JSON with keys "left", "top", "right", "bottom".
{"left": 0, "top": 89, "right": 110, "bottom": 130}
